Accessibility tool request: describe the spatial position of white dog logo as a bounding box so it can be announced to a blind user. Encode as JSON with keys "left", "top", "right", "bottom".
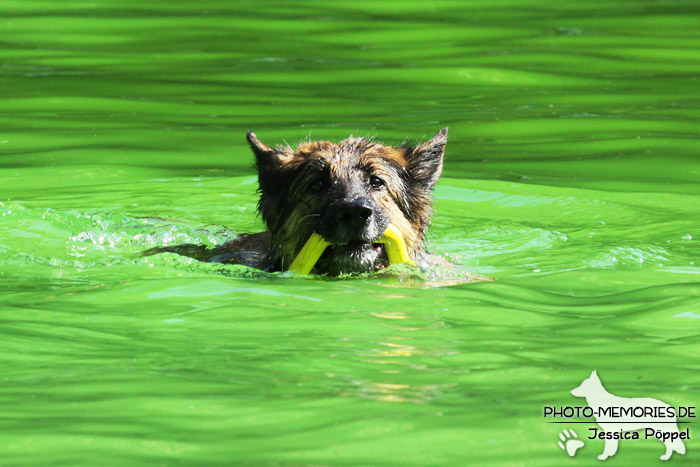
{"left": 571, "top": 370, "right": 686, "bottom": 461}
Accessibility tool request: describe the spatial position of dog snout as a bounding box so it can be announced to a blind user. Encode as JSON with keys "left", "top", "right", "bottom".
{"left": 337, "top": 200, "right": 373, "bottom": 229}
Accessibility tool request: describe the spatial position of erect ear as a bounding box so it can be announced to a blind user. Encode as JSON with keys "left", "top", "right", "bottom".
{"left": 246, "top": 131, "right": 293, "bottom": 174}
{"left": 404, "top": 128, "right": 447, "bottom": 191}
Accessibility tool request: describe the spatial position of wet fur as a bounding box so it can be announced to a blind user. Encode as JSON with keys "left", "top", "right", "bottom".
{"left": 146, "top": 129, "right": 448, "bottom": 276}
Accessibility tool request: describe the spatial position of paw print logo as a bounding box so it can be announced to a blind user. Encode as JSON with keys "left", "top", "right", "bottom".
{"left": 558, "top": 428, "right": 584, "bottom": 456}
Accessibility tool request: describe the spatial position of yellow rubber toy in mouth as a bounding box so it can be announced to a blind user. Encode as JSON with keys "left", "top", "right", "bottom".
{"left": 287, "top": 223, "right": 414, "bottom": 275}
{"left": 287, "top": 233, "right": 330, "bottom": 275}
{"left": 375, "top": 224, "right": 414, "bottom": 267}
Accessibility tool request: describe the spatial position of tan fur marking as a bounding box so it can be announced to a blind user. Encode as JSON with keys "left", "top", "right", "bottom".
{"left": 377, "top": 147, "right": 408, "bottom": 166}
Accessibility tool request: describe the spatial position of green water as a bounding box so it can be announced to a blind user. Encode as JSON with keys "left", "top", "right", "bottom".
{"left": 2, "top": 1, "right": 699, "bottom": 465}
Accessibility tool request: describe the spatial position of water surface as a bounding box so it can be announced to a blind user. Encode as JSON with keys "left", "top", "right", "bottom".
{"left": 1, "top": 1, "right": 699, "bottom": 465}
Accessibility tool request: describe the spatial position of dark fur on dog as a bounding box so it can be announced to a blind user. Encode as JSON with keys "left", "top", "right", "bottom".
{"left": 147, "top": 129, "right": 448, "bottom": 276}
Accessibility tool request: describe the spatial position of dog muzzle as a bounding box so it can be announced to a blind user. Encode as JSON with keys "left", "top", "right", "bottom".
{"left": 288, "top": 224, "right": 413, "bottom": 275}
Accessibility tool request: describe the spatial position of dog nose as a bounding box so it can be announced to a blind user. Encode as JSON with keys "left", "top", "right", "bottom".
{"left": 337, "top": 200, "right": 373, "bottom": 228}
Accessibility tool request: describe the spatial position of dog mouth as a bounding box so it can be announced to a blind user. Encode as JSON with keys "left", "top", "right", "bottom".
{"left": 341, "top": 240, "right": 383, "bottom": 254}
{"left": 314, "top": 240, "right": 389, "bottom": 275}
{"left": 325, "top": 240, "right": 386, "bottom": 260}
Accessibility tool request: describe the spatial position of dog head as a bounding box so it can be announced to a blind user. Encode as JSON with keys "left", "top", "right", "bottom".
{"left": 247, "top": 129, "right": 447, "bottom": 275}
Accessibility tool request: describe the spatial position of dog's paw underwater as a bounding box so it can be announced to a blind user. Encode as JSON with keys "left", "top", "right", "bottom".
{"left": 146, "top": 128, "right": 484, "bottom": 282}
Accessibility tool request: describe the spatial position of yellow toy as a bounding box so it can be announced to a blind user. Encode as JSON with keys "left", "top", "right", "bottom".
{"left": 288, "top": 223, "right": 414, "bottom": 275}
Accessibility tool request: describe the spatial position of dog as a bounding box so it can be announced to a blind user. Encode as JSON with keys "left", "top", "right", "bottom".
{"left": 571, "top": 370, "right": 686, "bottom": 461}
{"left": 147, "top": 129, "right": 448, "bottom": 276}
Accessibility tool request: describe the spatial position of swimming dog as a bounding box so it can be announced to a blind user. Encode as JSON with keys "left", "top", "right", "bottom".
{"left": 148, "top": 129, "right": 448, "bottom": 276}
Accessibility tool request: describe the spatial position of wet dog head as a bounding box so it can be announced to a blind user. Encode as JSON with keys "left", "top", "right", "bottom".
{"left": 248, "top": 129, "right": 447, "bottom": 275}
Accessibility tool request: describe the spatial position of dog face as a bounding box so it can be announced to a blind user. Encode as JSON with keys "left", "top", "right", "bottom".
{"left": 247, "top": 129, "right": 447, "bottom": 275}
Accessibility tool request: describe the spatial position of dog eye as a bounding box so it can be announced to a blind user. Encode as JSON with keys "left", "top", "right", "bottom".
{"left": 369, "top": 175, "right": 384, "bottom": 189}
{"left": 310, "top": 179, "right": 325, "bottom": 192}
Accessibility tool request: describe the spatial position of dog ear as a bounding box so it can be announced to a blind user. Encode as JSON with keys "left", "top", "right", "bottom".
{"left": 404, "top": 128, "right": 447, "bottom": 191}
{"left": 247, "top": 131, "right": 296, "bottom": 231}
{"left": 247, "top": 131, "right": 293, "bottom": 173}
